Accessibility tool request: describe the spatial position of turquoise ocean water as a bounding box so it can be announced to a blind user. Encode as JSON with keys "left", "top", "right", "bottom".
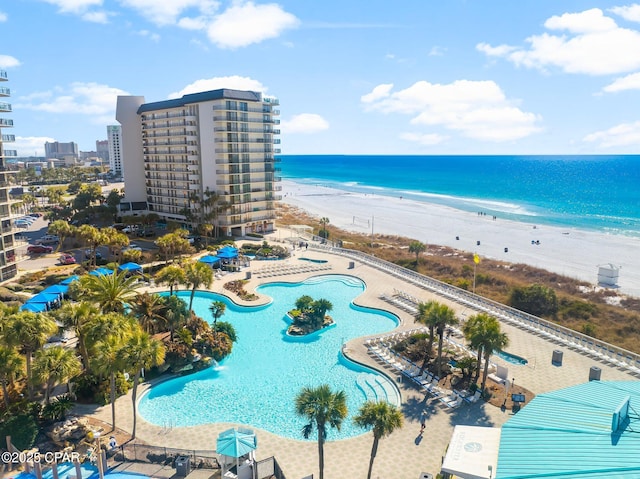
{"left": 280, "top": 155, "right": 640, "bottom": 237}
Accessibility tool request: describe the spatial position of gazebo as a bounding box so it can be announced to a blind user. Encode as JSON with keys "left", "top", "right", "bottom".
{"left": 216, "top": 427, "right": 257, "bottom": 479}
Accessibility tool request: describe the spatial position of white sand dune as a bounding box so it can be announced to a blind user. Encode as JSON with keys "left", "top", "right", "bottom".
{"left": 281, "top": 180, "right": 640, "bottom": 298}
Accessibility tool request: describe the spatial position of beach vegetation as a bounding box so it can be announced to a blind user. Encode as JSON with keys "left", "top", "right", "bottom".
{"left": 463, "top": 314, "right": 509, "bottom": 391}
{"left": 184, "top": 261, "right": 214, "bottom": 311}
{"left": 223, "top": 279, "right": 259, "bottom": 301}
{"left": 509, "top": 283, "right": 558, "bottom": 317}
{"left": 354, "top": 400, "right": 404, "bottom": 479}
{"left": 295, "top": 384, "right": 348, "bottom": 479}
{"left": 409, "top": 241, "right": 426, "bottom": 265}
{"left": 319, "top": 217, "right": 330, "bottom": 239}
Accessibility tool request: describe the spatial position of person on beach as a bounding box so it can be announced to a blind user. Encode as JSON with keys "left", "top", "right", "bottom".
{"left": 420, "top": 410, "right": 427, "bottom": 434}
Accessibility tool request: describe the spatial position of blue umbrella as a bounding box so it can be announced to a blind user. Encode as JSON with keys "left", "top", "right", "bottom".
{"left": 42, "top": 284, "right": 69, "bottom": 296}
{"left": 20, "top": 302, "right": 47, "bottom": 312}
{"left": 216, "top": 428, "right": 257, "bottom": 458}
{"left": 90, "top": 267, "right": 114, "bottom": 276}
{"left": 216, "top": 246, "right": 238, "bottom": 259}
{"left": 28, "top": 291, "right": 62, "bottom": 304}
{"left": 118, "top": 262, "right": 142, "bottom": 272}
{"left": 198, "top": 255, "right": 220, "bottom": 265}
{"left": 59, "top": 275, "right": 80, "bottom": 285}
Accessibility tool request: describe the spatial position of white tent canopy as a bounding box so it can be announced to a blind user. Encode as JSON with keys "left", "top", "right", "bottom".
{"left": 441, "top": 426, "right": 501, "bottom": 479}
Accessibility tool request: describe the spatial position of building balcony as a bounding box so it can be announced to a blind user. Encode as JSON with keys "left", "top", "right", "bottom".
{"left": 2, "top": 150, "right": 17, "bottom": 157}
{"left": 0, "top": 119, "right": 13, "bottom": 127}
{"left": 0, "top": 71, "right": 7, "bottom": 81}
{"left": 263, "top": 97, "right": 279, "bottom": 105}
{"left": 0, "top": 87, "right": 9, "bottom": 97}
{"left": 0, "top": 103, "right": 11, "bottom": 112}
{"left": 1, "top": 134, "right": 15, "bottom": 142}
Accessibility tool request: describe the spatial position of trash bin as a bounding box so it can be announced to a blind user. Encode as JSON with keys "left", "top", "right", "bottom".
{"left": 552, "top": 350, "right": 563, "bottom": 366}
{"left": 348, "top": 261, "right": 355, "bottom": 269}
{"left": 504, "top": 247, "right": 509, "bottom": 253}
{"left": 175, "top": 455, "right": 191, "bottom": 477}
{"left": 589, "top": 366, "right": 601, "bottom": 381}
{"left": 418, "top": 473, "right": 433, "bottom": 479}
{"left": 476, "top": 240, "right": 481, "bottom": 246}
{"left": 245, "top": 271, "right": 252, "bottom": 280}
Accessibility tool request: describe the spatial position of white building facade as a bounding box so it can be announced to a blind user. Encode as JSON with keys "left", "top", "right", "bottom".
{"left": 107, "top": 125, "right": 123, "bottom": 176}
{"left": 116, "top": 89, "right": 281, "bottom": 237}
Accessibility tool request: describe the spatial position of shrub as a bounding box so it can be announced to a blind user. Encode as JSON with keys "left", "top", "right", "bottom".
{"left": 0, "top": 414, "right": 38, "bottom": 450}
{"left": 508, "top": 283, "right": 558, "bottom": 317}
{"left": 0, "top": 287, "right": 22, "bottom": 302}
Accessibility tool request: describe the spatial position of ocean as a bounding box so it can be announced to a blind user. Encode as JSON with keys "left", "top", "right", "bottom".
{"left": 280, "top": 155, "right": 640, "bottom": 238}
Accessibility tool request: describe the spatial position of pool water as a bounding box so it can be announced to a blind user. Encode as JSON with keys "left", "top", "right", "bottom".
{"left": 12, "top": 462, "right": 98, "bottom": 479}
{"left": 139, "top": 275, "right": 398, "bottom": 440}
{"left": 495, "top": 349, "right": 528, "bottom": 365}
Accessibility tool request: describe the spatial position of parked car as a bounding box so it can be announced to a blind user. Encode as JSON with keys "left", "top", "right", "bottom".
{"left": 28, "top": 212, "right": 43, "bottom": 217}
{"left": 123, "top": 243, "right": 143, "bottom": 253}
{"left": 15, "top": 221, "right": 31, "bottom": 228}
{"left": 27, "top": 244, "right": 54, "bottom": 254}
{"left": 84, "top": 249, "right": 103, "bottom": 260}
{"left": 35, "top": 235, "right": 60, "bottom": 245}
{"left": 59, "top": 253, "right": 77, "bottom": 265}
{"left": 19, "top": 216, "right": 35, "bottom": 223}
{"left": 136, "top": 228, "right": 154, "bottom": 237}
{"left": 122, "top": 225, "right": 140, "bottom": 234}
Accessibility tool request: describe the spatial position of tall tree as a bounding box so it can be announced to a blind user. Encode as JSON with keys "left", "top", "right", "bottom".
{"left": 353, "top": 400, "right": 404, "bottom": 479}
{"left": 54, "top": 301, "right": 100, "bottom": 371}
{"left": 131, "top": 292, "right": 166, "bottom": 334}
{"left": 3, "top": 312, "right": 58, "bottom": 400}
{"left": 414, "top": 301, "right": 438, "bottom": 374}
{"left": 478, "top": 316, "right": 509, "bottom": 391}
{"left": 185, "top": 262, "right": 214, "bottom": 311}
{"left": 32, "top": 346, "right": 82, "bottom": 403}
{"left": 295, "top": 384, "right": 348, "bottom": 479}
{"left": 47, "top": 220, "right": 77, "bottom": 253}
{"left": 431, "top": 303, "right": 458, "bottom": 379}
{"left": 462, "top": 313, "right": 489, "bottom": 384}
{"left": 80, "top": 270, "right": 140, "bottom": 313}
{"left": 76, "top": 225, "right": 106, "bottom": 267}
{"left": 0, "top": 346, "right": 24, "bottom": 408}
{"left": 93, "top": 335, "right": 127, "bottom": 429}
{"left": 208, "top": 301, "right": 226, "bottom": 339}
{"left": 408, "top": 241, "right": 426, "bottom": 265}
{"left": 155, "top": 265, "right": 187, "bottom": 295}
{"left": 122, "top": 330, "right": 165, "bottom": 439}
{"left": 160, "top": 295, "right": 189, "bottom": 341}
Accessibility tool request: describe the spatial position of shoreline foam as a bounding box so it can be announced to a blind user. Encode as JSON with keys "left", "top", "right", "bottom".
{"left": 281, "top": 179, "right": 640, "bottom": 298}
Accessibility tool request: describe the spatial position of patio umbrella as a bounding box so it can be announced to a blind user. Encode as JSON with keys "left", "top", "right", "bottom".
{"left": 59, "top": 275, "right": 80, "bottom": 285}
{"left": 90, "top": 267, "right": 114, "bottom": 276}
{"left": 20, "top": 302, "right": 47, "bottom": 313}
{"left": 28, "top": 291, "right": 62, "bottom": 304}
{"left": 118, "top": 262, "right": 142, "bottom": 272}
{"left": 216, "top": 246, "right": 238, "bottom": 259}
{"left": 42, "top": 284, "right": 69, "bottom": 297}
{"left": 216, "top": 428, "right": 257, "bottom": 474}
{"left": 198, "top": 255, "right": 220, "bottom": 265}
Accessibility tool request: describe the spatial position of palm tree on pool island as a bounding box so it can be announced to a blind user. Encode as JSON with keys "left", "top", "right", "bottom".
{"left": 295, "top": 384, "right": 347, "bottom": 479}
{"left": 354, "top": 400, "right": 404, "bottom": 479}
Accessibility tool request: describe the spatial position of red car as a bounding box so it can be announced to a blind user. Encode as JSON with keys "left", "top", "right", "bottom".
{"left": 27, "top": 244, "right": 54, "bottom": 254}
{"left": 59, "top": 253, "right": 77, "bottom": 265}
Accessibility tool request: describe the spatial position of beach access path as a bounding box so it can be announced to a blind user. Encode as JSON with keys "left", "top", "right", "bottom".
{"left": 281, "top": 180, "right": 640, "bottom": 298}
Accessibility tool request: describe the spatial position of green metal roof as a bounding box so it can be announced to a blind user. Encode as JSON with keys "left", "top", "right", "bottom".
{"left": 496, "top": 381, "right": 640, "bottom": 479}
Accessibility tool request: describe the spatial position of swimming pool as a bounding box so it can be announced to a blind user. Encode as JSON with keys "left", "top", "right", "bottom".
{"left": 495, "top": 349, "right": 528, "bottom": 365}
{"left": 11, "top": 462, "right": 98, "bottom": 479}
{"left": 139, "top": 275, "right": 399, "bottom": 440}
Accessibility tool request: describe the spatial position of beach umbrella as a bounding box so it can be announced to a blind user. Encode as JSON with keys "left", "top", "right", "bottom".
{"left": 42, "top": 284, "right": 69, "bottom": 297}
{"left": 59, "top": 275, "right": 80, "bottom": 285}
{"left": 198, "top": 255, "right": 220, "bottom": 265}
{"left": 90, "top": 267, "right": 114, "bottom": 276}
{"left": 118, "top": 262, "right": 142, "bottom": 272}
{"left": 216, "top": 246, "right": 238, "bottom": 259}
{"left": 20, "top": 302, "right": 47, "bottom": 313}
{"left": 28, "top": 291, "right": 61, "bottom": 304}
{"left": 216, "top": 427, "right": 257, "bottom": 474}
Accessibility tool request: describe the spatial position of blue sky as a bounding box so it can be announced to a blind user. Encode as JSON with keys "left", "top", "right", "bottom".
{"left": 2, "top": 0, "right": 640, "bottom": 156}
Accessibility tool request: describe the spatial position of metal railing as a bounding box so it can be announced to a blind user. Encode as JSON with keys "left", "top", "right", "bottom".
{"left": 304, "top": 240, "right": 640, "bottom": 376}
{"left": 109, "top": 443, "right": 220, "bottom": 469}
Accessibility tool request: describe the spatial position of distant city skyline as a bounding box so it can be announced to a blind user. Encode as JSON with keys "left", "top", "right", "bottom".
{"left": 2, "top": 1, "right": 640, "bottom": 156}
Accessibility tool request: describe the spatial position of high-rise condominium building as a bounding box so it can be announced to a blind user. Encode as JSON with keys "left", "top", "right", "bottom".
{"left": 0, "top": 70, "right": 18, "bottom": 281}
{"left": 107, "top": 125, "right": 122, "bottom": 176}
{"left": 44, "top": 141, "right": 79, "bottom": 160}
{"left": 116, "top": 88, "right": 282, "bottom": 236}
{"left": 96, "top": 139, "right": 109, "bottom": 162}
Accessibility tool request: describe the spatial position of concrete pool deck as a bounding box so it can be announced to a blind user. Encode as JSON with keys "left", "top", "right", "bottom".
{"left": 74, "top": 239, "right": 638, "bottom": 479}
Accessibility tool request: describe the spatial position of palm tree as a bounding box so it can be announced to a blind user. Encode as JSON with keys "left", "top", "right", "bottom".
{"left": 209, "top": 301, "right": 226, "bottom": 339}
{"left": 0, "top": 346, "right": 24, "bottom": 408}
{"left": 3, "top": 311, "right": 58, "bottom": 400}
{"left": 47, "top": 220, "right": 76, "bottom": 253}
{"left": 32, "top": 346, "right": 82, "bottom": 403}
{"left": 122, "top": 330, "right": 165, "bottom": 439}
{"left": 319, "top": 217, "right": 330, "bottom": 238}
{"left": 478, "top": 316, "right": 509, "bottom": 391}
{"left": 93, "top": 335, "right": 126, "bottom": 429}
{"left": 462, "top": 313, "right": 488, "bottom": 384}
{"left": 155, "top": 264, "right": 187, "bottom": 295}
{"left": 414, "top": 301, "right": 438, "bottom": 374}
{"left": 353, "top": 400, "right": 404, "bottom": 479}
{"left": 76, "top": 224, "right": 106, "bottom": 267}
{"left": 295, "top": 384, "right": 348, "bottom": 479}
{"left": 185, "top": 261, "right": 214, "bottom": 311}
{"left": 54, "top": 301, "right": 100, "bottom": 371}
{"left": 431, "top": 303, "right": 458, "bottom": 379}
{"left": 80, "top": 270, "right": 140, "bottom": 313}
{"left": 160, "top": 295, "right": 189, "bottom": 341}
{"left": 408, "top": 241, "right": 426, "bottom": 265}
{"left": 311, "top": 299, "right": 333, "bottom": 329}
{"left": 84, "top": 312, "right": 136, "bottom": 362}
{"left": 131, "top": 292, "right": 166, "bottom": 334}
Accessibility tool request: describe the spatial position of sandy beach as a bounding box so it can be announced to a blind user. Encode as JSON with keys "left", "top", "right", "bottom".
{"left": 281, "top": 180, "right": 640, "bottom": 298}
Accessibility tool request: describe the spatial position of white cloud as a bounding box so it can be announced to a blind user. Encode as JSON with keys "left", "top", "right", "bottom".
{"left": 0, "top": 55, "right": 21, "bottom": 68}
{"left": 281, "top": 113, "right": 329, "bottom": 134}
{"left": 206, "top": 1, "right": 299, "bottom": 49}
{"left": 360, "top": 84, "right": 393, "bottom": 104}
{"left": 478, "top": 8, "right": 640, "bottom": 75}
{"left": 362, "top": 80, "right": 541, "bottom": 142}
{"left": 15, "top": 82, "right": 129, "bottom": 123}
{"left": 603, "top": 72, "right": 640, "bottom": 92}
{"left": 428, "top": 46, "right": 446, "bottom": 57}
{"left": 0, "top": 11, "right": 7, "bottom": 22}
{"left": 82, "top": 10, "right": 109, "bottom": 23}
{"left": 610, "top": 4, "right": 640, "bottom": 23}
{"left": 138, "top": 30, "right": 161, "bottom": 42}
{"left": 14, "top": 136, "right": 57, "bottom": 157}
{"left": 583, "top": 121, "right": 640, "bottom": 147}
{"left": 168, "top": 76, "right": 267, "bottom": 98}
{"left": 400, "top": 132, "right": 448, "bottom": 145}
{"left": 41, "top": 0, "right": 103, "bottom": 14}
{"left": 117, "top": 0, "right": 219, "bottom": 26}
